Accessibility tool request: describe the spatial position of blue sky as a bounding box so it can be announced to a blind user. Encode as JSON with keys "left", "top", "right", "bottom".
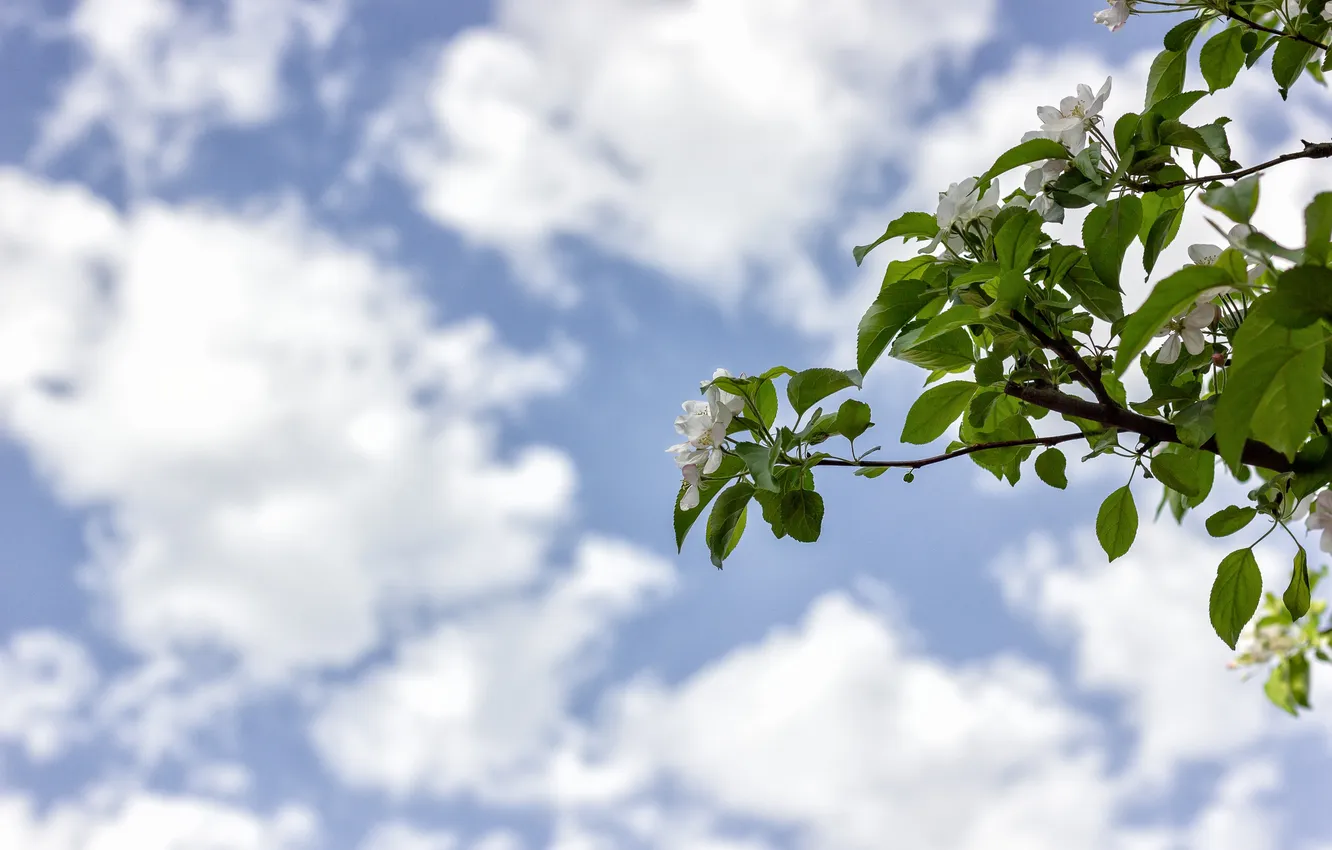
{"left": 3, "top": 1, "right": 1332, "bottom": 848}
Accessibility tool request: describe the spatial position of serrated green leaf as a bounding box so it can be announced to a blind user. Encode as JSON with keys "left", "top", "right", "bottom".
{"left": 1304, "top": 192, "right": 1332, "bottom": 266}
{"left": 1214, "top": 297, "right": 1325, "bottom": 468}
{"left": 1034, "top": 448, "right": 1068, "bottom": 489}
{"left": 1285, "top": 547, "right": 1312, "bottom": 620}
{"left": 1200, "top": 26, "right": 1247, "bottom": 91}
{"left": 853, "top": 212, "right": 939, "bottom": 266}
{"left": 706, "top": 482, "right": 754, "bottom": 568}
{"left": 977, "top": 138, "right": 1071, "bottom": 195}
{"left": 781, "top": 489, "right": 824, "bottom": 543}
{"left": 730, "top": 442, "right": 779, "bottom": 492}
{"left": 836, "top": 398, "right": 873, "bottom": 442}
{"left": 1151, "top": 452, "right": 1201, "bottom": 497}
{"left": 673, "top": 456, "right": 746, "bottom": 551}
{"left": 1083, "top": 196, "right": 1142, "bottom": 291}
{"left": 1272, "top": 37, "right": 1316, "bottom": 98}
{"left": 900, "top": 381, "right": 978, "bottom": 445}
{"left": 1206, "top": 505, "right": 1257, "bottom": 537}
{"left": 994, "top": 210, "right": 1044, "bottom": 273}
{"left": 889, "top": 327, "right": 976, "bottom": 372}
{"left": 1201, "top": 175, "right": 1261, "bottom": 224}
{"left": 752, "top": 489, "right": 785, "bottom": 539}
{"left": 856, "top": 280, "right": 931, "bottom": 376}
{"left": 1096, "top": 485, "right": 1138, "bottom": 561}
{"left": 1146, "top": 47, "right": 1188, "bottom": 108}
{"left": 787, "top": 368, "right": 859, "bottom": 417}
{"left": 1210, "top": 548, "right": 1262, "bottom": 649}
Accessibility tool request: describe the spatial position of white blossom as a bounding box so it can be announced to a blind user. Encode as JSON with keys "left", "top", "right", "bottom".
{"left": 1024, "top": 160, "right": 1068, "bottom": 222}
{"left": 667, "top": 368, "right": 744, "bottom": 480}
{"left": 1026, "top": 77, "right": 1113, "bottom": 154}
{"left": 678, "top": 462, "right": 704, "bottom": 510}
{"left": 925, "top": 177, "right": 1002, "bottom": 254}
{"left": 1154, "top": 304, "right": 1214, "bottom": 364}
{"left": 1306, "top": 490, "right": 1332, "bottom": 554}
{"left": 1094, "top": 0, "right": 1134, "bottom": 31}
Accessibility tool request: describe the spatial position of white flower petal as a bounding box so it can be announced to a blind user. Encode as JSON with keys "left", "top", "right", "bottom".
{"left": 1158, "top": 333, "right": 1181, "bottom": 364}
{"left": 1181, "top": 326, "right": 1207, "bottom": 356}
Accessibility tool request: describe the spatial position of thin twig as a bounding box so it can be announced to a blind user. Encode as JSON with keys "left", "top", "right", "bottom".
{"left": 1124, "top": 141, "right": 1332, "bottom": 192}
{"left": 807, "top": 432, "right": 1087, "bottom": 470}
{"left": 1223, "top": 4, "right": 1330, "bottom": 52}
{"left": 1010, "top": 311, "right": 1115, "bottom": 406}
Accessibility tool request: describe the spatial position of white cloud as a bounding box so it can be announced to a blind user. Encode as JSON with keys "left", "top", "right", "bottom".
{"left": 592, "top": 592, "right": 1146, "bottom": 850}
{"left": 311, "top": 536, "right": 674, "bottom": 800}
{"left": 995, "top": 520, "right": 1301, "bottom": 786}
{"left": 0, "top": 787, "right": 317, "bottom": 850}
{"left": 0, "top": 630, "right": 97, "bottom": 761}
{"left": 0, "top": 168, "right": 579, "bottom": 687}
{"left": 34, "top": 0, "right": 347, "bottom": 187}
{"left": 359, "top": 0, "right": 996, "bottom": 319}
{"left": 359, "top": 822, "right": 458, "bottom": 850}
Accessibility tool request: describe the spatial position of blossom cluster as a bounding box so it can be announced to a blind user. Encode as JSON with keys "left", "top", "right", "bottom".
{"left": 667, "top": 368, "right": 744, "bottom": 509}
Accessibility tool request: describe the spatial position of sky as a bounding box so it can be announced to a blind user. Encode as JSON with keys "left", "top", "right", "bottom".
{"left": 2, "top": 0, "right": 1332, "bottom": 848}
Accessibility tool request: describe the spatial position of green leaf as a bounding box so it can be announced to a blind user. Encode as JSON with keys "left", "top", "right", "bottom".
{"left": 755, "top": 380, "right": 779, "bottom": 429}
{"left": 1265, "top": 662, "right": 1298, "bottom": 715}
{"left": 1210, "top": 548, "right": 1262, "bottom": 649}
{"left": 730, "top": 442, "right": 779, "bottom": 492}
{"left": 1206, "top": 505, "right": 1257, "bottom": 537}
{"left": 1096, "top": 485, "right": 1138, "bottom": 561}
{"left": 1145, "top": 48, "right": 1188, "bottom": 108}
{"left": 1151, "top": 452, "right": 1201, "bottom": 497}
{"left": 1269, "top": 264, "right": 1332, "bottom": 328}
{"left": 1172, "top": 399, "right": 1216, "bottom": 449}
{"left": 759, "top": 366, "right": 797, "bottom": 380}
{"left": 1083, "top": 196, "right": 1143, "bottom": 290}
{"left": 752, "top": 489, "right": 784, "bottom": 539}
{"left": 1284, "top": 547, "right": 1312, "bottom": 620}
{"left": 853, "top": 212, "right": 939, "bottom": 266}
{"left": 1114, "top": 112, "right": 1140, "bottom": 156}
{"left": 787, "top": 368, "right": 859, "bottom": 417}
{"left": 1201, "top": 175, "right": 1261, "bottom": 224}
{"left": 994, "top": 211, "right": 1044, "bottom": 273}
{"left": 1114, "top": 265, "right": 1232, "bottom": 374}
{"left": 836, "top": 399, "right": 873, "bottom": 442}
{"left": 854, "top": 467, "right": 889, "bottom": 479}
{"left": 1214, "top": 298, "right": 1326, "bottom": 468}
{"left": 1059, "top": 257, "right": 1125, "bottom": 322}
{"left": 1272, "top": 38, "right": 1316, "bottom": 98}
{"left": 1163, "top": 17, "right": 1204, "bottom": 52}
{"left": 1148, "top": 90, "right": 1209, "bottom": 121}
{"left": 1290, "top": 652, "right": 1311, "bottom": 709}
{"left": 705, "top": 481, "right": 754, "bottom": 568}
{"left": 900, "top": 381, "right": 978, "bottom": 445}
{"left": 889, "top": 327, "right": 976, "bottom": 372}
{"left": 781, "top": 489, "right": 825, "bottom": 543}
{"left": 673, "top": 456, "right": 745, "bottom": 551}
{"left": 1200, "top": 26, "right": 1247, "bottom": 91}
{"left": 856, "top": 280, "right": 930, "bottom": 375}
{"left": 1034, "top": 448, "right": 1068, "bottom": 490}
{"left": 977, "top": 138, "right": 1071, "bottom": 195}
{"left": 1143, "top": 207, "right": 1183, "bottom": 276}
{"left": 1304, "top": 192, "right": 1332, "bottom": 265}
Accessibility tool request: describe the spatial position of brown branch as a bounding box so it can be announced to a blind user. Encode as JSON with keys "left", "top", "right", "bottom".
{"left": 808, "top": 432, "right": 1087, "bottom": 471}
{"left": 1010, "top": 310, "right": 1114, "bottom": 405}
{"left": 1222, "top": 5, "right": 1330, "bottom": 52}
{"left": 1004, "top": 381, "right": 1297, "bottom": 473}
{"left": 1124, "top": 140, "right": 1332, "bottom": 192}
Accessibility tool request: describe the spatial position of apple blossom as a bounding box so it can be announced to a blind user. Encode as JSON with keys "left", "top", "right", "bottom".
{"left": 1154, "top": 304, "right": 1214, "bottom": 364}
{"left": 1094, "top": 0, "right": 1133, "bottom": 31}
{"left": 1307, "top": 491, "right": 1332, "bottom": 554}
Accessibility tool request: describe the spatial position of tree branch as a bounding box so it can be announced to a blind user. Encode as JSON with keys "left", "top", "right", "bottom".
{"left": 1222, "top": 5, "right": 1330, "bottom": 52}
{"left": 1004, "top": 380, "right": 1297, "bottom": 473}
{"left": 808, "top": 432, "right": 1087, "bottom": 470}
{"left": 1010, "top": 310, "right": 1114, "bottom": 405}
{"left": 1124, "top": 140, "right": 1332, "bottom": 193}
